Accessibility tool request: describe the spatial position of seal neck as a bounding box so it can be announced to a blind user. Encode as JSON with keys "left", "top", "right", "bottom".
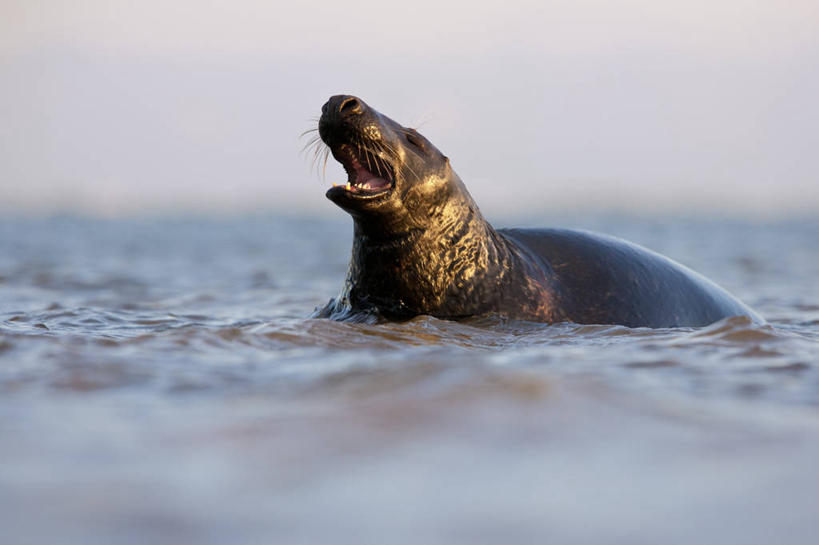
{"left": 341, "top": 183, "right": 548, "bottom": 319}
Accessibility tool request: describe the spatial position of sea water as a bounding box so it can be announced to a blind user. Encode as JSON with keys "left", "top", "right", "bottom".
{"left": 1, "top": 214, "right": 818, "bottom": 544}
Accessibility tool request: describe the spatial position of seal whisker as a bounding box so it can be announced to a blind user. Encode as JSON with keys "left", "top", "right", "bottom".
{"left": 300, "top": 134, "right": 322, "bottom": 154}
{"left": 322, "top": 147, "right": 331, "bottom": 178}
{"left": 365, "top": 141, "right": 391, "bottom": 180}
{"left": 376, "top": 139, "right": 400, "bottom": 162}
{"left": 378, "top": 139, "right": 419, "bottom": 180}
{"left": 305, "top": 137, "right": 323, "bottom": 157}
{"left": 361, "top": 141, "right": 374, "bottom": 174}
{"left": 369, "top": 143, "right": 387, "bottom": 179}
{"left": 312, "top": 140, "right": 323, "bottom": 162}
{"left": 356, "top": 139, "right": 375, "bottom": 177}
{"left": 306, "top": 138, "right": 332, "bottom": 179}
{"left": 300, "top": 123, "right": 327, "bottom": 178}
{"left": 371, "top": 142, "right": 394, "bottom": 180}
{"left": 371, "top": 149, "right": 383, "bottom": 178}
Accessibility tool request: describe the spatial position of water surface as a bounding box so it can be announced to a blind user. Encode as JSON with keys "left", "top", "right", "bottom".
{"left": 1, "top": 215, "right": 818, "bottom": 544}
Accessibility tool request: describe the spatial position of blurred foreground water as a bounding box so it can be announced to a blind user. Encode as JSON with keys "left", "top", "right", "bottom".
{"left": 1, "top": 214, "right": 818, "bottom": 545}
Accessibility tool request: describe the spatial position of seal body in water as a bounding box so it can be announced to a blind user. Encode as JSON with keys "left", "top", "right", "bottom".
{"left": 313, "top": 95, "right": 761, "bottom": 328}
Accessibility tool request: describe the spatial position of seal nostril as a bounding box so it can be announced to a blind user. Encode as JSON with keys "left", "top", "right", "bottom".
{"left": 339, "top": 97, "right": 362, "bottom": 115}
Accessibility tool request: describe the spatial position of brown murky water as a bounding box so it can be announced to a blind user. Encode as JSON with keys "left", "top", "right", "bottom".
{"left": 1, "top": 215, "right": 818, "bottom": 544}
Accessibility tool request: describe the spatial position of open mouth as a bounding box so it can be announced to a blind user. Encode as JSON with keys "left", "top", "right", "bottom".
{"left": 329, "top": 144, "right": 394, "bottom": 197}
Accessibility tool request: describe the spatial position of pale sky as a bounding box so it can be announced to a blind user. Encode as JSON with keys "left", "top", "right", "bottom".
{"left": 1, "top": 0, "right": 818, "bottom": 217}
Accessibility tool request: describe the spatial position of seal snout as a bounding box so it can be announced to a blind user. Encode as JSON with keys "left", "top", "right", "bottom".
{"left": 321, "top": 95, "right": 366, "bottom": 125}
{"left": 319, "top": 95, "right": 396, "bottom": 204}
{"left": 337, "top": 96, "right": 363, "bottom": 115}
{"left": 318, "top": 95, "right": 371, "bottom": 151}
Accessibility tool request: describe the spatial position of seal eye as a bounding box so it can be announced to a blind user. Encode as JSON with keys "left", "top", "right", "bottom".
{"left": 405, "top": 131, "right": 425, "bottom": 151}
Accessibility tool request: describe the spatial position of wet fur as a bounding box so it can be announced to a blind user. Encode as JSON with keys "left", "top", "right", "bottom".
{"left": 313, "top": 95, "right": 761, "bottom": 328}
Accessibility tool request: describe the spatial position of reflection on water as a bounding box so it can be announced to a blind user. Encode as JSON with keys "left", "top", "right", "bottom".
{"left": 1, "top": 215, "right": 818, "bottom": 544}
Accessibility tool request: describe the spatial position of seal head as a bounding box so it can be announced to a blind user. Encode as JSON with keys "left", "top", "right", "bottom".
{"left": 319, "top": 95, "right": 453, "bottom": 228}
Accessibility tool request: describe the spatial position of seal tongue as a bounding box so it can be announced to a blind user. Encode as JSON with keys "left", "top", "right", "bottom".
{"left": 356, "top": 173, "right": 390, "bottom": 190}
